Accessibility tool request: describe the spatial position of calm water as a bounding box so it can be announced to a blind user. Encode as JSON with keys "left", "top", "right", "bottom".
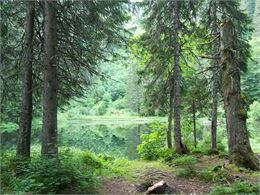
{"left": 1, "top": 120, "right": 152, "bottom": 159}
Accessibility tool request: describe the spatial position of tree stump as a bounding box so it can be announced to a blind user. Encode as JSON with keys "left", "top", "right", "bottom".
{"left": 145, "top": 180, "right": 173, "bottom": 194}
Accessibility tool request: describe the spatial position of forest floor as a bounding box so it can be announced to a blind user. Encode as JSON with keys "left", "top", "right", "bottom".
{"left": 100, "top": 154, "right": 260, "bottom": 194}
{"left": 101, "top": 169, "right": 212, "bottom": 194}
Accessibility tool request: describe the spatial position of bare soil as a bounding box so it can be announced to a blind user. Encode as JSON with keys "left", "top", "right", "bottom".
{"left": 100, "top": 155, "right": 260, "bottom": 194}
{"left": 101, "top": 168, "right": 213, "bottom": 194}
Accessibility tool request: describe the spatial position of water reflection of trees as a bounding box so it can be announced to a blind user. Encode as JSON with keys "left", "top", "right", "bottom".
{"left": 1, "top": 123, "right": 150, "bottom": 159}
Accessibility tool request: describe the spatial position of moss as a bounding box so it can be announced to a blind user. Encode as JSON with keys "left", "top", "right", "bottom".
{"left": 237, "top": 108, "right": 248, "bottom": 119}
{"left": 230, "top": 152, "right": 260, "bottom": 171}
{"left": 225, "top": 163, "right": 248, "bottom": 173}
{"left": 223, "top": 72, "right": 231, "bottom": 89}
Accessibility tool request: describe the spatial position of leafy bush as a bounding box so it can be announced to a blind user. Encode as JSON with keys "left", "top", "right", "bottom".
{"left": 98, "top": 154, "right": 116, "bottom": 164}
{"left": 111, "top": 98, "right": 127, "bottom": 110}
{"left": 211, "top": 180, "right": 260, "bottom": 195}
{"left": 137, "top": 122, "right": 167, "bottom": 160}
{"left": 81, "top": 150, "right": 103, "bottom": 170}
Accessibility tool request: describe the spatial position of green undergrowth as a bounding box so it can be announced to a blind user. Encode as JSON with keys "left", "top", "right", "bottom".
{"left": 172, "top": 155, "right": 198, "bottom": 178}
{"left": 172, "top": 155, "right": 259, "bottom": 182}
{"left": 210, "top": 180, "right": 260, "bottom": 195}
{"left": 0, "top": 122, "right": 18, "bottom": 133}
{"left": 173, "top": 156, "right": 260, "bottom": 195}
{"left": 0, "top": 148, "right": 102, "bottom": 194}
{"left": 170, "top": 155, "right": 260, "bottom": 194}
{"left": 137, "top": 122, "right": 228, "bottom": 162}
{"left": 100, "top": 156, "right": 171, "bottom": 182}
{"left": 0, "top": 147, "right": 170, "bottom": 194}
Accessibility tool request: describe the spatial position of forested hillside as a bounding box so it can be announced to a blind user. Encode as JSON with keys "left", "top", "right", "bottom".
{"left": 0, "top": 0, "right": 259, "bottom": 194}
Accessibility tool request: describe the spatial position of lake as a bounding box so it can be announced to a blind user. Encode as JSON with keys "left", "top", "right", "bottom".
{"left": 0, "top": 117, "right": 165, "bottom": 159}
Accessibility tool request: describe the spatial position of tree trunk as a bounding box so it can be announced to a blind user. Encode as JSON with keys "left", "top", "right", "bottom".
{"left": 192, "top": 101, "right": 196, "bottom": 148}
{"left": 221, "top": 19, "right": 259, "bottom": 170}
{"left": 17, "top": 1, "right": 35, "bottom": 158}
{"left": 210, "top": 0, "right": 218, "bottom": 152}
{"left": 41, "top": 0, "right": 58, "bottom": 158}
{"left": 167, "top": 85, "right": 173, "bottom": 148}
{"left": 173, "top": 0, "right": 187, "bottom": 154}
{"left": 0, "top": 64, "right": 2, "bottom": 124}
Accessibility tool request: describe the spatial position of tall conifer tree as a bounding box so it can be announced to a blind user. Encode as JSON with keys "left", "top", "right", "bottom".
{"left": 140, "top": 0, "right": 197, "bottom": 153}
{"left": 17, "top": 1, "right": 35, "bottom": 158}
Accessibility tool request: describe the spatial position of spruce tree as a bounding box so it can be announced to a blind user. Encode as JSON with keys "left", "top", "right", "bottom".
{"left": 17, "top": 1, "right": 35, "bottom": 158}
{"left": 41, "top": 0, "right": 58, "bottom": 157}
{"left": 139, "top": 0, "right": 197, "bottom": 153}
{"left": 220, "top": 19, "right": 259, "bottom": 170}
{"left": 199, "top": 0, "right": 258, "bottom": 169}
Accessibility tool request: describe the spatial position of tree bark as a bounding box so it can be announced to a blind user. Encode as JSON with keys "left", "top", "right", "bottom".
{"left": 167, "top": 85, "right": 173, "bottom": 148}
{"left": 210, "top": 0, "right": 218, "bottom": 152}
{"left": 221, "top": 19, "right": 259, "bottom": 170}
{"left": 0, "top": 64, "right": 2, "bottom": 124}
{"left": 192, "top": 101, "right": 196, "bottom": 148}
{"left": 173, "top": 0, "right": 187, "bottom": 154}
{"left": 41, "top": 0, "right": 58, "bottom": 157}
{"left": 17, "top": 1, "right": 35, "bottom": 158}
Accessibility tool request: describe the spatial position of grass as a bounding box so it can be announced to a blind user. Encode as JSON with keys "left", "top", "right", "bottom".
{"left": 104, "top": 153, "right": 260, "bottom": 193}
{"left": 176, "top": 168, "right": 196, "bottom": 178}
{"left": 30, "top": 146, "right": 172, "bottom": 182}
{"left": 2, "top": 145, "right": 260, "bottom": 194}
{"left": 172, "top": 155, "right": 198, "bottom": 166}
{"left": 102, "top": 158, "right": 172, "bottom": 182}
{"left": 172, "top": 155, "right": 198, "bottom": 178}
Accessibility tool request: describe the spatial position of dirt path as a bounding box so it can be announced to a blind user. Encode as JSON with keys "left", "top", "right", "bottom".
{"left": 100, "top": 154, "right": 260, "bottom": 194}
{"left": 101, "top": 177, "right": 137, "bottom": 194}
{"left": 101, "top": 168, "right": 213, "bottom": 194}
